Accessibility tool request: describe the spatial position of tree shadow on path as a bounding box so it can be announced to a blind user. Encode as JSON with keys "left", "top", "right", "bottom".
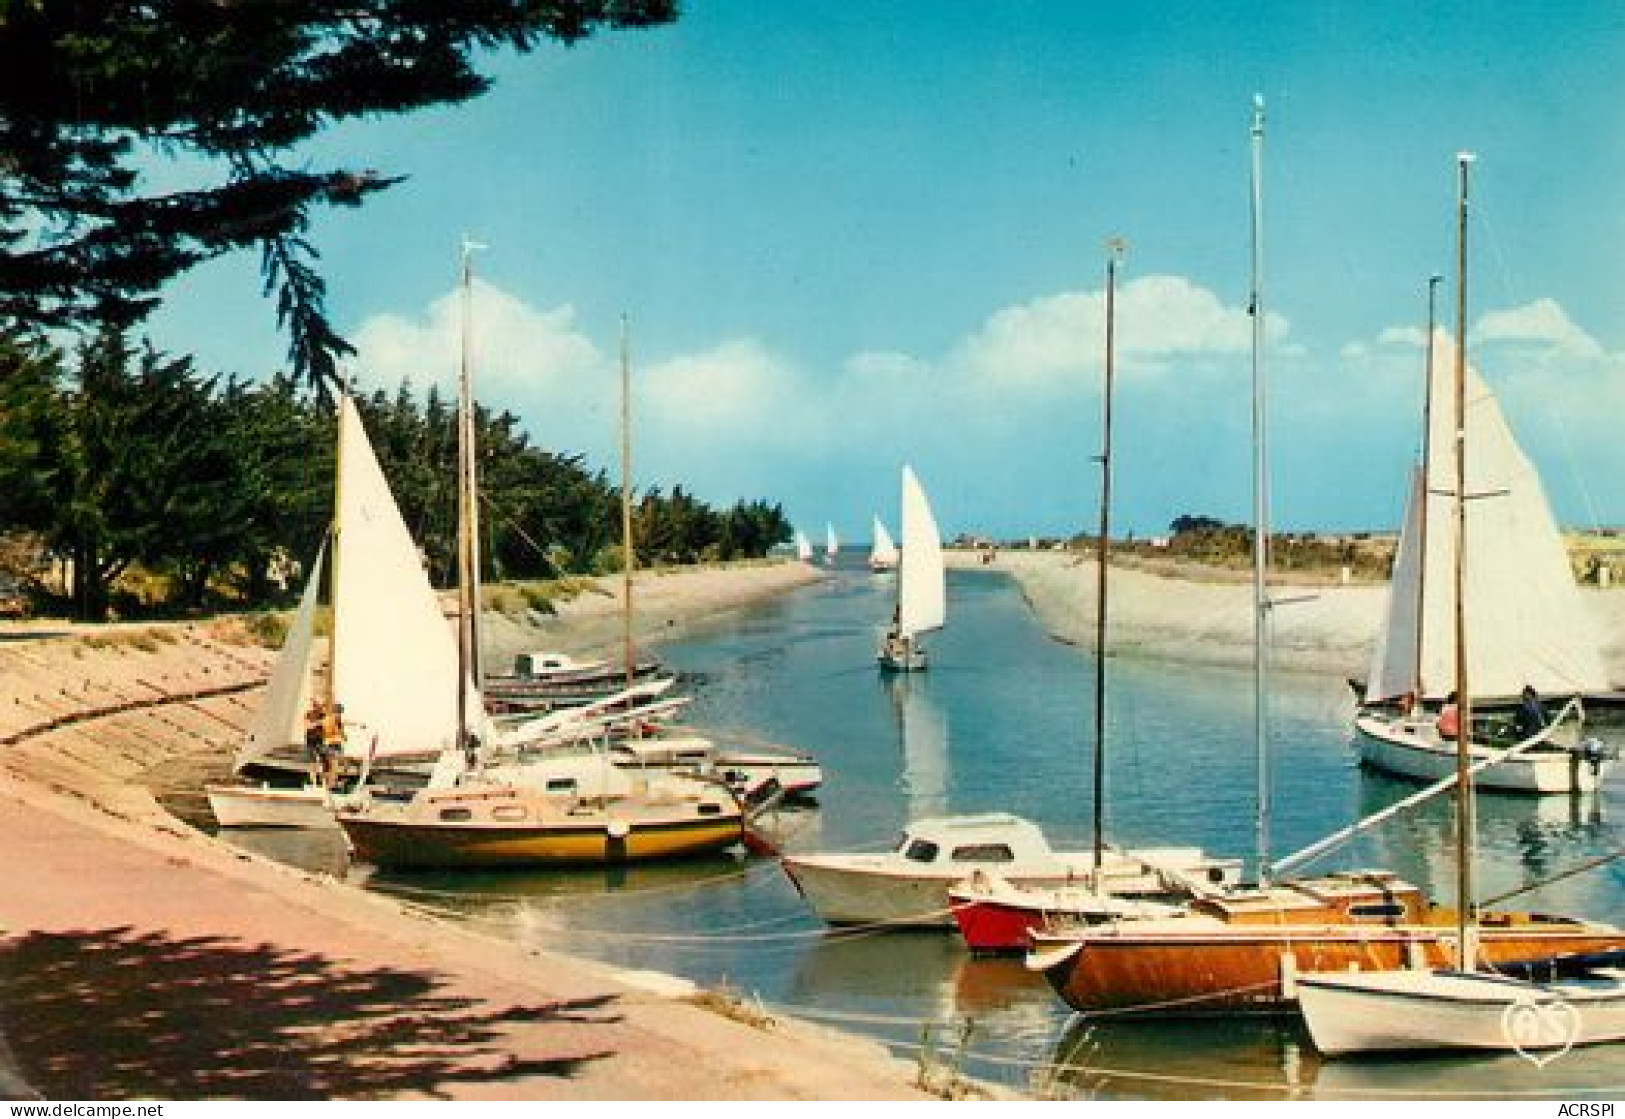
{"left": 0, "top": 927, "right": 619, "bottom": 1098}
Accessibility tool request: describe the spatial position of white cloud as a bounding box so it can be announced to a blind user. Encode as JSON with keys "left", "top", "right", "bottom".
{"left": 949, "top": 274, "right": 1285, "bottom": 386}
{"left": 1474, "top": 297, "right": 1605, "bottom": 360}
{"left": 351, "top": 279, "right": 609, "bottom": 407}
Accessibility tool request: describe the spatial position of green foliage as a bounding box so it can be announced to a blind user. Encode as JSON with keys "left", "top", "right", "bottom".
{"left": 0, "top": 331, "right": 792, "bottom": 619}
{"left": 0, "top": 1, "right": 678, "bottom": 388}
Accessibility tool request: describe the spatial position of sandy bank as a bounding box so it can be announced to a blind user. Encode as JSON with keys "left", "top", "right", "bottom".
{"left": 981, "top": 549, "right": 1625, "bottom": 683}
{"left": 0, "top": 561, "right": 954, "bottom": 1101}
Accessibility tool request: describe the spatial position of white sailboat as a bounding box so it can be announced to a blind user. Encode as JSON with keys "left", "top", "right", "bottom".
{"left": 1300, "top": 155, "right": 1625, "bottom": 1055}
{"left": 877, "top": 466, "right": 945, "bottom": 672}
{"left": 336, "top": 288, "right": 746, "bottom": 868}
{"left": 795, "top": 530, "right": 814, "bottom": 563}
{"left": 869, "top": 516, "right": 899, "bottom": 572}
{"left": 1354, "top": 318, "right": 1612, "bottom": 792}
{"left": 205, "top": 541, "right": 338, "bottom": 828}
{"left": 206, "top": 389, "right": 472, "bottom": 826}
{"left": 824, "top": 522, "right": 839, "bottom": 567}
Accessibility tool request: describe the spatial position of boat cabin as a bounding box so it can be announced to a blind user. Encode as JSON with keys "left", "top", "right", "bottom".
{"left": 891, "top": 813, "right": 1057, "bottom": 871}
{"left": 1189, "top": 870, "right": 1428, "bottom": 927}
{"left": 512, "top": 651, "right": 608, "bottom": 680}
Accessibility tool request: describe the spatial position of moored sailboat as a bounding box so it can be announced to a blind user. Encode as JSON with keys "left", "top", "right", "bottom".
{"left": 1298, "top": 154, "right": 1625, "bottom": 1055}
{"left": 335, "top": 269, "right": 749, "bottom": 868}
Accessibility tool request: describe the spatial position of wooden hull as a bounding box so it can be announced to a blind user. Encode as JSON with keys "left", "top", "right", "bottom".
{"left": 1298, "top": 967, "right": 1625, "bottom": 1055}
{"left": 1353, "top": 713, "right": 1608, "bottom": 793}
{"left": 1033, "top": 924, "right": 1625, "bottom": 1015}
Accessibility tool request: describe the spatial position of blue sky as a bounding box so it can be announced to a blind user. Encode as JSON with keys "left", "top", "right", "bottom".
{"left": 149, "top": 0, "right": 1625, "bottom": 542}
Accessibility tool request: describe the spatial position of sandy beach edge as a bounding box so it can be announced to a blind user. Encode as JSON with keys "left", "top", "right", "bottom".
{"left": 0, "top": 560, "right": 992, "bottom": 1102}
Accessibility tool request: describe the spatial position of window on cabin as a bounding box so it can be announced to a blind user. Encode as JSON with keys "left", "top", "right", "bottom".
{"left": 950, "top": 844, "right": 1015, "bottom": 863}
{"left": 439, "top": 807, "right": 473, "bottom": 822}
{"left": 904, "top": 839, "right": 940, "bottom": 863}
{"left": 1348, "top": 902, "right": 1405, "bottom": 919}
{"left": 546, "top": 778, "right": 577, "bottom": 793}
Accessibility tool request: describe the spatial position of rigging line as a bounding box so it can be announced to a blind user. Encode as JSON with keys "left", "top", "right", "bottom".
{"left": 1480, "top": 845, "right": 1625, "bottom": 909}
{"left": 1472, "top": 189, "right": 1525, "bottom": 318}
{"left": 1544, "top": 403, "right": 1604, "bottom": 533}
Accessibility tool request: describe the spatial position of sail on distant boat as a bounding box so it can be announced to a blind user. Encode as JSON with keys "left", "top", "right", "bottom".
{"left": 878, "top": 465, "right": 945, "bottom": 672}
{"left": 824, "top": 522, "right": 839, "bottom": 566}
{"left": 795, "top": 530, "right": 814, "bottom": 563}
{"left": 869, "top": 516, "right": 899, "bottom": 572}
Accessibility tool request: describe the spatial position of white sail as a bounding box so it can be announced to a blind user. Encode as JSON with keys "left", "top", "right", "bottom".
{"left": 1367, "top": 335, "right": 1608, "bottom": 702}
{"left": 332, "top": 396, "right": 471, "bottom": 759}
{"left": 232, "top": 541, "right": 325, "bottom": 772}
{"left": 897, "top": 465, "right": 946, "bottom": 638}
{"left": 795, "top": 530, "right": 813, "bottom": 562}
{"left": 871, "top": 517, "right": 899, "bottom": 567}
{"left": 825, "top": 522, "right": 839, "bottom": 559}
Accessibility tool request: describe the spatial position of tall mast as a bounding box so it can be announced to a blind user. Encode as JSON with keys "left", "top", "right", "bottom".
{"left": 1092, "top": 237, "right": 1125, "bottom": 878}
{"left": 620, "top": 314, "right": 637, "bottom": 690}
{"left": 1414, "top": 274, "right": 1442, "bottom": 699}
{"left": 327, "top": 399, "right": 346, "bottom": 712}
{"left": 1452, "top": 152, "right": 1477, "bottom": 971}
{"left": 456, "top": 236, "right": 486, "bottom": 748}
{"left": 1248, "top": 94, "right": 1273, "bottom": 886}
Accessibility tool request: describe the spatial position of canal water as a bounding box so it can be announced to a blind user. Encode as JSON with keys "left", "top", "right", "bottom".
{"left": 219, "top": 560, "right": 1625, "bottom": 1099}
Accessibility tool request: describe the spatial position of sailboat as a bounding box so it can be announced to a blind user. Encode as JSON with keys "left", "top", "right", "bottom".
{"left": 877, "top": 466, "right": 945, "bottom": 672}
{"left": 1025, "top": 109, "right": 1625, "bottom": 1017}
{"left": 1297, "top": 154, "right": 1625, "bottom": 1056}
{"left": 869, "top": 516, "right": 899, "bottom": 573}
{"left": 205, "top": 539, "right": 341, "bottom": 828}
{"left": 335, "top": 261, "right": 746, "bottom": 868}
{"left": 824, "top": 522, "right": 839, "bottom": 567}
{"left": 1353, "top": 321, "right": 1612, "bottom": 791}
{"left": 950, "top": 241, "right": 1242, "bottom": 952}
{"left": 795, "top": 530, "right": 814, "bottom": 563}
{"left": 206, "top": 389, "right": 479, "bottom": 826}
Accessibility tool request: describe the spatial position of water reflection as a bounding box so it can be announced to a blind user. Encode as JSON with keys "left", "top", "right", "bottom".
{"left": 885, "top": 673, "right": 949, "bottom": 819}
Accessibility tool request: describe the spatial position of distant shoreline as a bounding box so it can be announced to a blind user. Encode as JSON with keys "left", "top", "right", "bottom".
{"left": 973, "top": 547, "right": 1625, "bottom": 684}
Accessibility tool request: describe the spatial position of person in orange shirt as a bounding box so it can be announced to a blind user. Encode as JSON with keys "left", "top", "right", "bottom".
{"left": 1437, "top": 692, "right": 1460, "bottom": 740}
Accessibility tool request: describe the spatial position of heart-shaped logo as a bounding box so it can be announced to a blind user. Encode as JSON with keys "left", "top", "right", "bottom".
{"left": 1500, "top": 992, "right": 1581, "bottom": 1068}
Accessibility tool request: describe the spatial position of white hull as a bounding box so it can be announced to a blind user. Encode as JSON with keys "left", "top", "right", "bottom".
{"left": 206, "top": 783, "right": 338, "bottom": 829}
{"left": 1298, "top": 967, "right": 1625, "bottom": 1056}
{"left": 1353, "top": 713, "right": 1607, "bottom": 794}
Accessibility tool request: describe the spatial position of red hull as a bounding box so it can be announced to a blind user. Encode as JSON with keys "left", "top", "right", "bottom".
{"left": 952, "top": 899, "right": 1044, "bottom": 953}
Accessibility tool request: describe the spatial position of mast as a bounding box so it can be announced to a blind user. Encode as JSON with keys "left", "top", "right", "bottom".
{"left": 455, "top": 236, "right": 486, "bottom": 749}
{"left": 619, "top": 314, "right": 637, "bottom": 690}
{"left": 326, "top": 399, "right": 345, "bottom": 712}
{"left": 1452, "top": 151, "right": 1477, "bottom": 971}
{"left": 1093, "top": 237, "right": 1125, "bottom": 877}
{"left": 1248, "top": 94, "right": 1274, "bottom": 886}
{"left": 1414, "top": 274, "right": 1442, "bottom": 700}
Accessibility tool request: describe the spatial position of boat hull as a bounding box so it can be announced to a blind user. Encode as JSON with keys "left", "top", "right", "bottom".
{"left": 1298, "top": 968, "right": 1625, "bottom": 1055}
{"left": 1353, "top": 713, "right": 1607, "bottom": 794}
{"left": 1033, "top": 925, "right": 1625, "bottom": 1015}
{"left": 206, "top": 783, "right": 337, "bottom": 829}
{"left": 340, "top": 813, "right": 741, "bottom": 868}
{"left": 781, "top": 860, "right": 970, "bottom": 927}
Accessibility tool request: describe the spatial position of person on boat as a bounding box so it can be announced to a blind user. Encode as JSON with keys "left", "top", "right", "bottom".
{"left": 304, "top": 699, "right": 327, "bottom": 780}
{"left": 1514, "top": 684, "right": 1546, "bottom": 741}
{"left": 1437, "top": 692, "right": 1460, "bottom": 740}
{"left": 320, "top": 702, "right": 346, "bottom": 785}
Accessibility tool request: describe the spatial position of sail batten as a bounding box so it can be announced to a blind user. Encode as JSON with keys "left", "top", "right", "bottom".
{"left": 1368, "top": 335, "right": 1608, "bottom": 702}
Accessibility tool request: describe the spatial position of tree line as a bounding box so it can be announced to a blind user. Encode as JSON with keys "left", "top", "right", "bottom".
{"left": 0, "top": 327, "right": 792, "bottom": 620}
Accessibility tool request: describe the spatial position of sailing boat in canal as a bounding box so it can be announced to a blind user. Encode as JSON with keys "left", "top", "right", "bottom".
{"left": 1351, "top": 319, "right": 1612, "bottom": 791}
{"left": 1298, "top": 155, "right": 1625, "bottom": 1054}
{"left": 877, "top": 466, "right": 945, "bottom": 672}
{"left": 869, "top": 516, "right": 899, "bottom": 573}
{"left": 824, "top": 522, "right": 839, "bottom": 567}
{"left": 1024, "top": 113, "right": 1625, "bottom": 1017}
{"left": 335, "top": 263, "right": 746, "bottom": 868}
